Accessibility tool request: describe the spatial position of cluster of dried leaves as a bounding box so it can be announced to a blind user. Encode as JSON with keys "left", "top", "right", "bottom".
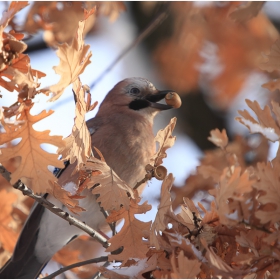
{"left": 153, "top": 1, "right": 278, "bottom": 110}
{"left": 21, "top": 1, "right": 125, "bottom": 47}
{"left": 1, "top": 1, "right": 280, "bottom": 279}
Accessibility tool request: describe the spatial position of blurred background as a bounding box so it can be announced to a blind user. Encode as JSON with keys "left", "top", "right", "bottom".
{"left": 1, "top": 1, "right": 280, "bottom": 278}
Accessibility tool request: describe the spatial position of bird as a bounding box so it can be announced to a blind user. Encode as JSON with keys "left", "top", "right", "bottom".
{"left": 0, "top": 77, "right": 178, "bottom": 278}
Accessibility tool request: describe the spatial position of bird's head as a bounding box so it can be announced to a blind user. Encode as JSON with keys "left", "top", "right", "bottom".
{"left": 98, "top": 77, "right": 178, "bottom": 119}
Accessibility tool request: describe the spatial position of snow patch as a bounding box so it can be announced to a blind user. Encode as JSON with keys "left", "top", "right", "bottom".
{"left": 107, "top": 258, "right": 149, "bottom": 278}
{"left": 241, "top": 119, "right": 279, "bottom": 142}
{"left": 63, "top": 181, "right": 78, "bottom": 195}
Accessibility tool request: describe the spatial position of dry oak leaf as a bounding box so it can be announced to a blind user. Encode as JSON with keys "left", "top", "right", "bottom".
{"left": 0, "top": 108, "right": 19, "bottom": 144}
{"left": 3, "top": 66, "right": 40, "bottom": 99}
{"left": 176, "top": 199, "right": 216, "bottom": 249}
{"left": 0, "top": 53, "right": 45, "bottom": 93}
{"left": 262, "top": 78, "right": 280, "bottom": 92}
{"left": 23, "top": 2, "right": 89, "bottom": 36}
{"left": 259, "top": 38, "right": 280, "bottom": 73}
{"left": 58, "top": 79, "right": 97, "bottom": 170}
{"left": 232, "top": 252, "right": 254, "bottom": 267}
{"left": 0, "top": 38, "right": 27, "bottom": 72}
{"left": 23, "top": 2, "right": 123, "bottom": 46}
{"left": 0, "top": 7, "right": 31, "bottom": 73}
{"left": 0, "top": 189, "right": 19, "bottom": 253}
{"left": 150, "top": 117, "right": 176, "bottom": 167}
{"left": 0, "top": 104, "right": 65, "bottom": 194}
{"left": 4, "top": 53, "right": 45, "bottom": 79}
{"left": 48, "top": 181, "right": 85, "bottom": 214}
{"left": 164, "top": 229, "right": 205, "bottom": 261}
{"left": 200, "top": 239, "right": 239, "bottom": 278}
{"left": 254, "top": 161, "right": 280, "bottom": 224}
{"left": 2, "top": 101, "right": 26, "bottom": 119}
{"left": 47, "top": 14, "right": 93, "bottom": 101}
{"left": 201, "top": 238, "right": 247, "bottom": 278}
{"left": 0, "top": 52, "right": 45, "bottom": 79}
{"left": 208, "top": 128, "right": 228, "bottom": 149}
{"left": 42, "top": 5, "right": 95, "bottom": 47}
{"left": 0, "top": 70, "right": 18, "bottom": 92}
{"left": 170, "top": 250, "right": 201, "bottom": 279}
{"left": 147, "top": 249, "right": 172, "bottom": 273}
{"left": 229, "top": 1, "right": 265, "bottom": 23}
{"left": 4, "top": 30, "right": 25, "bottom": 41}
{"left": 236, "top": 99, "right": 280, "bottom": 142}
{"left": 235, "top": 230, "right": 264, "bottom": 257}
{"left": 0, "top": 1, "right": 29, "bottom": 29}
{"left": 209, "top": 166, "right": 254, "bottom": 226}
{"left": 176, "top": 197, "right": 202, "bottom": 230}
{"left": 100, "top": 254, "right": 158, "bottom": 279}
{"left": 83, "top": 156, "right": 134, "bottom": 211}
{"left": 0, "top": 1, "right": 28, "bottom": 62}
{"left": 262, "top": 230, "right": 280, "bottom": 245}
{"left": 173, "top": 133, "right": 267, "bottom": 209}
{"left": 150, "top": 173, "right": 176, "bottom": 250}
{"left": 200, "top": 201, "right": 219, "bottom": 227}
{"left": 106, "top": 198, "right": 152, "bottom": 261}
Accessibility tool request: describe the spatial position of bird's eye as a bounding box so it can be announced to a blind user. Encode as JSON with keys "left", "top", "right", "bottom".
{"left": 130, "top": 87, "right": 140, "bottom": 94}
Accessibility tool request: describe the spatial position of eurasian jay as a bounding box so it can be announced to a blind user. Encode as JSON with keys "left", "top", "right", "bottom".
{"left": 0, "top": 77, "right": 177, "bottom": 278}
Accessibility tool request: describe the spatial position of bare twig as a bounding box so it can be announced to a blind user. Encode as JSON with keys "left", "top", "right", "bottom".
{"left": 12, "top": 179, "right": 110, "bottom": 248}
{"left": 133, "top": 164, "right": 168, "bottom": 190}
{"left": 43, "top": 256, "right": 108, "bottom": 279}
{"left": 133, "top": 165, "right": 155, "bottom": 191}
{"left": 89, "top": 10, "right": 168, "bottom": 90}
{"left": 92, "top": 261, "right": 111, "bottom": 279}
{"left": 133, "top": 174, "right": 151, "bottom": 190}
{"left": 241, "top": 219, "right": 272, "bottom": 234}
{"left": 43, "top": 247, "right": 123, "bottom": 279}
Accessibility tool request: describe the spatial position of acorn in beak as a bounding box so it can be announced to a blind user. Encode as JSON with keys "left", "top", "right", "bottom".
{"left": 145, "top": 90, "right": 174, "bottom": 110}
{"left": 129, "top": 90, "right": 181, "bottom": 111}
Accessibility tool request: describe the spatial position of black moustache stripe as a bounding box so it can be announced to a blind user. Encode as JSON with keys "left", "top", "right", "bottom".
{"left": 129, "top": 99, "right": 150, "bottom": 110}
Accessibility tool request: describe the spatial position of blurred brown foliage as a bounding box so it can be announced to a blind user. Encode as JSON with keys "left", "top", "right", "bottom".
{"left": 153, "top": 2, "right": 278, "bottom": 110}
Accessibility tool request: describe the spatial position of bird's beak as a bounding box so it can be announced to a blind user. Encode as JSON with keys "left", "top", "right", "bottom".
{"left": 145, "top": 90, "right": 174, "bottom": 110}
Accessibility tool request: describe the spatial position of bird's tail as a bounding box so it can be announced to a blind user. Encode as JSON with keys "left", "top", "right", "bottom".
{"left": 0, "top": 247, "right": 48, "bottom": 279}
{"left": 0, "top": 201, "right": 48, "bottom": 279}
